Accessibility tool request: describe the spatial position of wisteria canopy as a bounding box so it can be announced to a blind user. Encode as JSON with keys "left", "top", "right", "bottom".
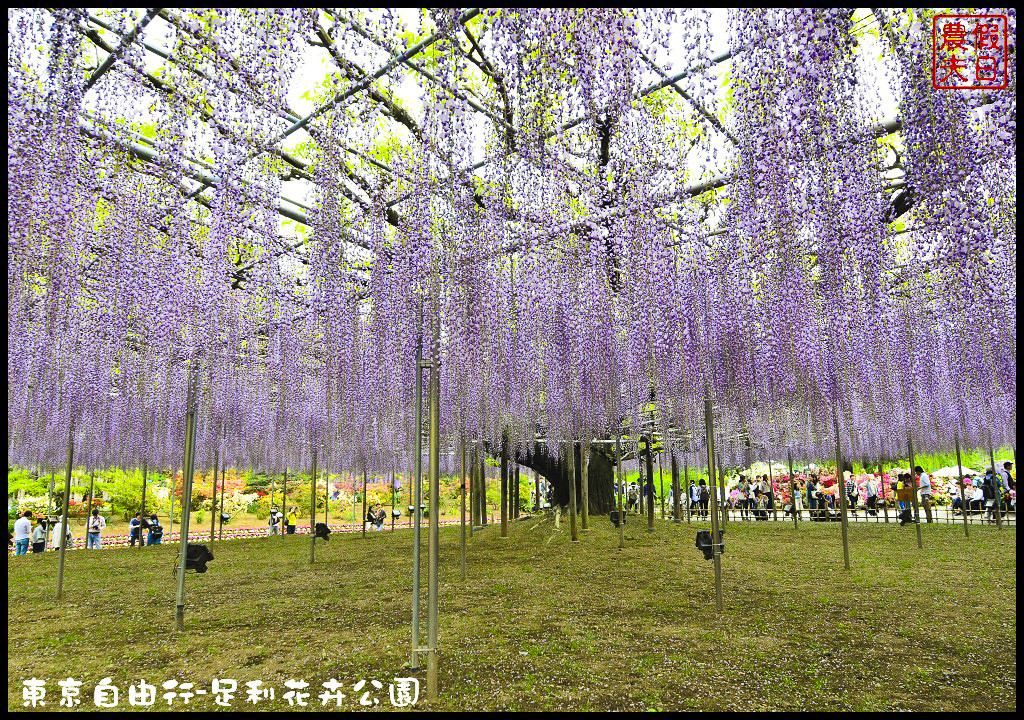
{"left": 7, "top": 8, "right": 1017, "bottom": 479}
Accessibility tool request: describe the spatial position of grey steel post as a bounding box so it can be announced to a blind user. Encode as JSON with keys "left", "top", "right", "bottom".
{"left": 907, "top": 435, "right": 924, "bottom": 548}
{"left": 645, "top": 435, "right": 656, "bottom": 532}
{"left": 362, "top": 467, "right": 368, "bottom": 538}
{"left": 671, "top": 450, "right": 680, "bottom": 523}
{"left": 55, "top": 421, "right": 75, "bottom": 600}
{"left": 880, "top": 460, "right": 890, "bottom": 524}
{"left": 210, "top": 447, "right": 218, "bottom": 542}
{"left": 788, "top": 449, "right": 798, "bottom": 529}
{"left": 581, "top": 441, "right": 590, "bottom": 530}
{"left": 281, "top": 468, "right": 288, "bottom": 539}
{"left": 684, "top": 448, "right": 691, "bottom": 524}
{"left": 218, "top": 457, "right": 226, "bottom": 540}
{"left": 47, "top": 472, "right": 55, "bottom": 529}
{"left": 174, "top": 374, "right": 199, "bottom": 631}
{"left": 460, "top": 435, "right": 466, "bottom": 580}
{"left": 500, "top": 432, "right": 508, "bottom": 538}
{"left": 310, "top": 447, "right": 318, "bottom": 564}
{"left": 470, "top": 445, "right": 477, "bottom": 535}
{"left": 769, "top": 460, "right": 779, "bottom": 522}
{"left": 140, "top": 461, "right": 148, "bottom": 549}
{"left": 85, "top": 469, "right": 95, "bottom": 544}
{"left": 704, "top": 396, "right": 723, "bottom": 611}
{"left": 169, "top": 468, "right": 175, "bottom": 539}
{"left": 615, "top": 435, "right": 625, "bottom": 549}
{"left": 534, "top": 466, "right": 540, "bottom": 515}
{"left": 834, "top": 417, "right": 851, "bottom": 570}
{"left": 954, "top": 430, "right": 969, "bottom": 538}
{"left": 988, "top": 438, "right": 1003, "bottom": 529}
{"left": 411, "top": 347, "right": 424, "bottom": 670}
{"left": 567, "top": 442, "right": 578, "bottom": 542}
{"left": 425, "top": 331, "right": 441, "bottom": 700}
{"left": 716, "top": 450, "right": 728, "bottom": 528}
{"left": 658, "top": 449, "right": 666, "bottom": 520}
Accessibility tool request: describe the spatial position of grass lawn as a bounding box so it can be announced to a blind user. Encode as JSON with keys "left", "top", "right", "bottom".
{"left": 7, "top": 514, "right": 1016, "bottom": 711}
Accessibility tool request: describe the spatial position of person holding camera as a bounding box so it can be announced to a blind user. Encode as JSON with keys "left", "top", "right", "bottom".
{"left": 86, "top": 508, "right": 106, "bottom": 549}
{"left": 268, "top": 507, "right": 281, "bottom": 536}
{"left": 286, "top": 506, "right": 297, "bottom": 534}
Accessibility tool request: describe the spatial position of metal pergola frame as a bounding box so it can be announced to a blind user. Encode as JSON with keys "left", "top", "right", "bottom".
{"left": 56, "top": 7, "right": 917, "bottom": 298}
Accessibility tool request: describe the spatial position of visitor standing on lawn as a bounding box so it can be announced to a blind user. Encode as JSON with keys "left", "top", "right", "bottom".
{"left": 31, "top": 518, "right": 48, "bottom": 553}
{"left": 845, "top": 471, "right": 858, "bottom": 517}
{"left": 915, "top": 466, "right": 933, "bottom": 524}
{"left": 13, "top": 510, "right": 32, "bottom": 556}
{"left": 51, "top": 516, "right": 72, "bottom": 550}
{"left": 129, "top": 512, "right": 143, "bottom": 546}
{"left": 287, "top": 506, "right": 297, "bottom": 534}
{"left": 86, "top": 509, "right": 106, "bottom": 549}
{"left": 865, "top": 474, "right": 879, "bottom": 516}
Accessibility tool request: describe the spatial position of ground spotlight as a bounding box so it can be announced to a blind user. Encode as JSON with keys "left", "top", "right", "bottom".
{"left": 695, "top": 529, "right": 725, "bottom": 560}
{"left": 184, "top": 543, "right": 214, "bottom": 572}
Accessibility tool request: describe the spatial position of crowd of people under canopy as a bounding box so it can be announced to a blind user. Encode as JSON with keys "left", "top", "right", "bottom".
{"left": 612, "top": 461, "right": 1016, "bottom": 523}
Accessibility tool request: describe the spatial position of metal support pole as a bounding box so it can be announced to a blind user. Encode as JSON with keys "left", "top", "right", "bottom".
{"left": 658, "top": 450, "right": 666, "bottom": 520}
{"left": 567, "top": 442, "right": 579, "bottom": 542}
{"left": 55, "top": 420, "right": 75, "bottom": 600}
{"left": 500, "top": 433, "right": 508, "bottom": 538}
{"left": 834, "top": 417, "right": 851, "bottom": 571}
{"left": 362, "top": 467, "right": 368, "bottom": 538}
{"left": 425, "top": 334, "right": 441, "bottom": 700}
{"left": 481, "top": 454, "right": 487, "bottom": 525}
{"left": 310, "top": 447, "right": 318, "bottom": 564}
{"left": 536, "top": 471, "right": 544, "bottom": 516}
{"left": 460, "top": 436, "right": 466, "bottom": 580}
{"left": 581, "top": 441, "right": 590, "bottom": 530}
{"left": 704, "top": 397, "right": 723, "bottom": 611}
{"left": 907, "top": 435, "right": 924, "bottom": 548}
{"left": 954, "top": 430, "right": 969, "bottom": 538}
{"left": 615, "top": 435, "right": 625, "bottom": 550}
{"left": 788, "top": 450, "right": 798, "bottom": 529}
{"left": 514, "top": 463, "right": 520, "bottom": 519}
{"left": 684, "top": 448, "right": 691, "bottom": 524}
{"left": 881, "top": 461, "right": 890, "bottom": 524}
{"left": 282, "top": 468, "right": 288, "bottom": 540}
{"left": 140, "top": 461, "right": 148, "bottom": 549}
{"left": 210, "top": 447, "right": 218, "bottom": 542}
{"left": 671, "top": 450, "right": 680, "bottom": 523}
{"left": 645, "top": 435, "right": 655, "bottom": 532}
{"left": 411, "top": 348, "right": 424, "bottom": 671}
{"left": 769, "top": 460, "right": 779, "bottom": 522}
{"left": 174, "top": 374, "right": 199, "bottom": 631}
{"left": 716, "top": 451, "right": 728, "bottom": 528}
{"left": 169, "top": 469, "right": 175, "bottom": 540}
{"left": 85, "top": 469, "right": 95, "bottom": 545}
{"left": 219, "top": 457, "right": 226, "bottom": 540}
{"left": 469, "top": 446, "right": 477, "bottom": 535}
{"left": 47, "top": 472, "right": 55, "bottom": 530}
{"left": 988, "top": 438, "right": 1003, "bottom": 529}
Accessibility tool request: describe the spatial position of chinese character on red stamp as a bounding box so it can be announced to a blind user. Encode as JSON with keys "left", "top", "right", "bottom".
{"left": 932, "top": 14, "right": 1008, "bottom": 89}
